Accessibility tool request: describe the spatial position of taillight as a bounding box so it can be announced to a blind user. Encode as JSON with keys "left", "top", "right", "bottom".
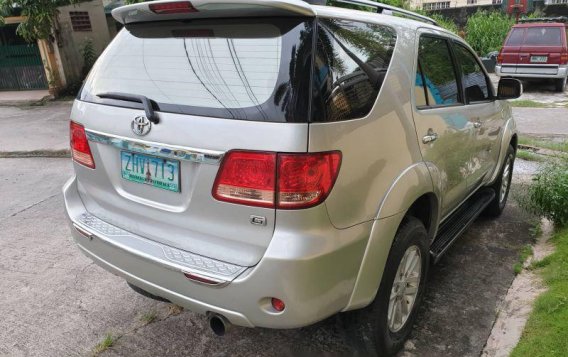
{"left": 497, "top": 51, "right": 503, "bottom": 64}
{"left": 212, "top": 151, "right": 276, "bottom": 208}
{"left": 149, "top": 1, "right": 197, "bottom": 14}
{"left": 212, "top": 151, "right": 341, "bottom": 209}
{"left": 277, "top": 152, "right": 342, "bottom": 208}
{"left": 561, "top": 52, "right": 568, "bottom": 65}
{"left": 70, "top": 121, "right": 95, "bottom": 169}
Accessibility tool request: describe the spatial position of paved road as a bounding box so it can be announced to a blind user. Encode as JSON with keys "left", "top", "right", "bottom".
{"left": 0, "top": 102, "right": 71, "bottom": 153}
{"left": 512, "top": 107, "right": 568, "bottom": 137}
{"left": 0, "top": 157, "right": 534, "bottom": 356}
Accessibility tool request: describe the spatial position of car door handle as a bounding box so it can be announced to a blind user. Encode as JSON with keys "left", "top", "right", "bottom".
{"left": 422, "top": 130, "right": 438, "bottom": 144}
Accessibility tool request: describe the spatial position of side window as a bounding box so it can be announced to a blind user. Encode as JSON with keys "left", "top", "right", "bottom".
{"left": 416, "top": 36, "right": 460, "bottom": 108}
{"left": 312, "top": 19, "right": 397, "bottom": 122}
{"left": 453, "top": 44, "right": 491, "bottom": 103}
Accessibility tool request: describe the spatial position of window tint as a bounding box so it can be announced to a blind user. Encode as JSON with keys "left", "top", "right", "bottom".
{"left": 417, "top": 36, "right": 460, "bottom": 107}
{"left": 453, "top": 44, "right": 491, "bottom": 102}
{"left": 524, "top": 27, "right": 562, "bottom": 46}
{"left": 505, "top": 28, "right": 524, "bottom": 46}
{"left": 80, "top": 17, "right": 314, "bottom": 122}
{"left": 312, "top": 19, "right": 396, "bottom": 122}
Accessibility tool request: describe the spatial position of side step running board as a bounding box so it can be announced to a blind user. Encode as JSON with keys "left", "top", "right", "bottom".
{"left": 430, "top": 188, "right": 495, "bottom": 263}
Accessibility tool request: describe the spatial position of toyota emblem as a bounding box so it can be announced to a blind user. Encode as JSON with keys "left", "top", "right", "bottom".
{"left": 131, "top": 116, "right": 151, "bottom": 136}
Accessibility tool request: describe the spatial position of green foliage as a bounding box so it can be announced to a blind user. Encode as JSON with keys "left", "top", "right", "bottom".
{"left": 465, "top": 10, "right": 515, "bottom": 55}
{"left": 430, "top": 14, "right": 458, "bottom": 34}
{"left": 81, "top": 38, "right": 97, "bottom": 76}
{"left": 522, "top": 158, "right": 568, "bottom": 228}
{"left": 0, "top": 0, "right": 80, "bottom": 42}
{"left": 512, "top": 228, "right": 568, "bottom": 356}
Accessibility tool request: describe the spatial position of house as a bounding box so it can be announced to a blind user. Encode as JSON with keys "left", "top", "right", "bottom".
{"left": 0, "top": 0, "right": 111, "bottom": 92}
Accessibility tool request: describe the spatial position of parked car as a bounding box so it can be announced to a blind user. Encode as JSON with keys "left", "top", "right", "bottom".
{"left": 63, "top": 0, "right": 521, "bottom": 355}
{"left": 496, "top": 17, "right": 568, "bottom": 92}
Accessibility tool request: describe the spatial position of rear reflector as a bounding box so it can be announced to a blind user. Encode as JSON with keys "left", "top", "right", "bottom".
{"left": 212, "top": 150, "right": 341, "bottom": 209}
{"left": 70, "top": 121, "right": 95, "bottom": 169}
{"left": 183, "top": 272, "right": 222, "bottom": 286}
{"left": 149, "top": 1, "right": 197, "bottom": 14}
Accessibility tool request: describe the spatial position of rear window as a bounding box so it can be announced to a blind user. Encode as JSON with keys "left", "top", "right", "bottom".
{"left": 524, "top": 27, "right": 562, "bottom": 46}
{"left": 505, "top": 28, "right": 524, "bottom": 46}
{"left": 80, "top": 17, "right": 313, "bottom": 122}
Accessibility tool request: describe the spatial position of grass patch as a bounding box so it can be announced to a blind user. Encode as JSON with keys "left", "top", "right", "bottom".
{"left": 140, "top": 310, "right": 158, "bottom": 325}
{"left": 92, "top": 333, "right": 116, "bottom": 356}
{"left": 519, "top": 137, "right": 568, "bottom": 154}
{"left": 167, "top": 304, "right": 184, "bottom": 316}
{"left": 512, "top": 228, "right": 568, "bottom": 356}
{"left": 511, "top": 100, "right": 549, "bottom": 108}
{"left": 514, "top": 244, "right": 534, "bottom": 275}
{"left": 516, "top": 149, "right": 547, "bottom": 162}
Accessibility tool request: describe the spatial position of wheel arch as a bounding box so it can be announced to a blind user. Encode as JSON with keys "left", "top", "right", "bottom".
{"left": 344, "top": 163, "right": 439, "bottom": 310}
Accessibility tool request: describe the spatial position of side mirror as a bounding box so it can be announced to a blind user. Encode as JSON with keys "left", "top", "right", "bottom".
{"left": 497, "top": 78, "right": 523, "bottom": 100}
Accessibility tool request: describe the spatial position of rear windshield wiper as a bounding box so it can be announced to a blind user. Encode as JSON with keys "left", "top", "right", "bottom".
{"left": 97, "top": 92, "right": 159, "bottom": 124}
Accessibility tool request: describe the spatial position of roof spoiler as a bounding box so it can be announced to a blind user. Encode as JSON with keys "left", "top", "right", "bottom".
{"left": 518, "top": 16, "right": 568, "bottom": 24}
{"left": 112, "top": 0, "right": 316, "bottom": 25}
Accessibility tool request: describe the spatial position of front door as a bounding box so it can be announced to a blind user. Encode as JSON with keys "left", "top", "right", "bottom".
{"left": 412, "top": 31, "right": 475, "bottom": 217}
{"left": 451, "top": 42, "right": 503, "bottom": 189}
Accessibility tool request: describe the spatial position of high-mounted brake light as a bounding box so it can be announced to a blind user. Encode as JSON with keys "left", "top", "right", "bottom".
{"left": 212, "top": 151, "right": 341, "bottom": 209}
{"left": 70, "top": 121, "right": 95, "bottom": 169}
{"left": 149, "top": 1, "right": 197, "bottom": 14}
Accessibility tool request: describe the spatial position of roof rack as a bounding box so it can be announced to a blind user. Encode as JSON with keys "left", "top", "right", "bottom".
{"left": 330, "top": 0, "right": 439, "bottom": 26}
{"left": 518, "top": 16, "right": 568, "bottom": 24}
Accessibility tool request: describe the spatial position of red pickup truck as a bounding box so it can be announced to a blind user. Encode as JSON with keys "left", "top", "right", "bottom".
{"left": 495, "top": 18, "right": 568, "bottom": 92}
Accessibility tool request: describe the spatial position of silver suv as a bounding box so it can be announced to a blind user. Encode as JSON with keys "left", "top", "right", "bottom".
{"left": 64, "top": 0, "right": 521, "bottom": 354}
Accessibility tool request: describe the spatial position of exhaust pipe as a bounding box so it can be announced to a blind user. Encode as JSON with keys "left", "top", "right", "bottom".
{"left": 208, "top": 313, "right": 231, "bottom": 336}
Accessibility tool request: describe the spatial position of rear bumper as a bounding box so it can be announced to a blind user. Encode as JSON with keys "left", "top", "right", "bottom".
{"left": 495, "top": 64, "right": 568, "bottom": 79}
{"left": 63, "top": 176, "right": 371, "bottom": 328}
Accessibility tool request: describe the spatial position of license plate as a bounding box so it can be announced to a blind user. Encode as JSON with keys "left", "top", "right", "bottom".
{"left": 121, "top": 151, "right": 180, "bottom": 192}
{"left": 530, "top": 56, "right": 547, "bottom": 63}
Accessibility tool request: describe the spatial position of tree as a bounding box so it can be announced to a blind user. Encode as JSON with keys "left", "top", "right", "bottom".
{"left": 0, "top": 0, "right": 80, "bottom": 42}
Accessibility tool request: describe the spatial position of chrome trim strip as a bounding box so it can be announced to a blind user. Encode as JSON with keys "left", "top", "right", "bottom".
{"left": 85, "top": 129, "right": 224, "bottom": 164}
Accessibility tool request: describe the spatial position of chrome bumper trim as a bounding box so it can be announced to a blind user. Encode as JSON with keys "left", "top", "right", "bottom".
{"left": 73, "top": 212, "right": 246, "bottom": 284}
{"left": 85, "top": 129, "right": 224, "bottom": 164}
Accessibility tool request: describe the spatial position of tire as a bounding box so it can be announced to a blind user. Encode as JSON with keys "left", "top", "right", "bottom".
{"left": 344, "top": 216, "right": 430, "bottom": 356}
{"left": 555, "top": 76, "right": 567, "bottom": 92}
{"left": 484, "top": 145, "right": 515, "bottom": 217}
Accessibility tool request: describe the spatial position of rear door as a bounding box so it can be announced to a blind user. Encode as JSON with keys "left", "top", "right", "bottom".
{"left": 73, "top": 17, "right": 314, "bottom": 267}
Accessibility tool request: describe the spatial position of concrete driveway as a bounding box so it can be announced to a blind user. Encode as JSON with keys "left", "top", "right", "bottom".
{"left": 0, "top": 156, "right": 535, "bottom": 357}
{"left": 0, "top": 100, "right": 553, "bottom": 356}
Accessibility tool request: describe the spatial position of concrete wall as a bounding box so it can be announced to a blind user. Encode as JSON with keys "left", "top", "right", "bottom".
{"left": 55, "top": 0, "right": 111, "bottom": 86}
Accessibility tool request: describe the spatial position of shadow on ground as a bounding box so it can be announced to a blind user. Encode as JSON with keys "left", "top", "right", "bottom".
{"left": 98, "top": 196, "right": 534, "bottom": 357}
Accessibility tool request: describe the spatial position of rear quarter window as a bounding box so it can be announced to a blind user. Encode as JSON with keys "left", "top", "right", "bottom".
{"left": 505, "top": 28, "right": 524, "bottom": 46}
{"left": 311, "top": 19, "right": 397, "bottom": 122}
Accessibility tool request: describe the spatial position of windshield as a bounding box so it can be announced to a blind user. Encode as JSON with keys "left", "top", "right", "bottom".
{"left": 80, "top": 17, "right": 314, "bottom": 122}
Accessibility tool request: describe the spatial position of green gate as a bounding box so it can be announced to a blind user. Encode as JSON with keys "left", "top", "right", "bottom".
{"left": 0, "top": 44, "right": 48, "bottom": 91}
